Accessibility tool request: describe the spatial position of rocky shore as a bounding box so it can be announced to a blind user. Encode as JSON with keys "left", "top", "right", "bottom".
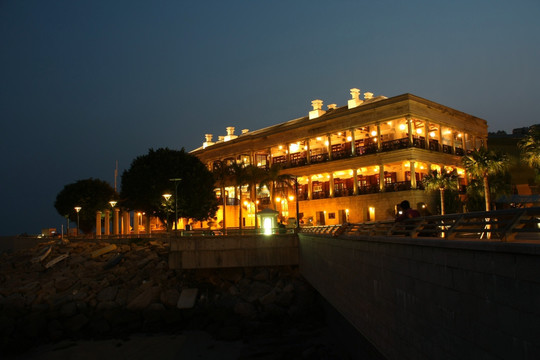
{"left": 0, "top": 239, "right": 345, "bottom": 359}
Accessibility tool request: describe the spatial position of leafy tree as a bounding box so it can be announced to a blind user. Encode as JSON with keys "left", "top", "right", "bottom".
{"left": 462, "top": 147, "right": 510, "bottom": 211}
{"left": 54, "top": 178, "right": 116, "bottom": 233}
{"left": 121, "top": 148, "right": 218, "bottom": 226}
{"left": 518, "top": 125, "right": 540, "bottom": 182}
{"left": 229, "top": 162, "right": 247, "bottom": 229}
{"left": 259, "top": 164, "right": 295, "bottom": 211}
{"left": 212, "top": 160, "right": 232, "bottom": 231}
{"left": 422, "top": 169, "right": 459, "bottom": 215}
{"left": 243, "top": 164, "right": 266, "bottom": 229}
{"left": 465, "top": 172, "right": 512, "bottom": 212}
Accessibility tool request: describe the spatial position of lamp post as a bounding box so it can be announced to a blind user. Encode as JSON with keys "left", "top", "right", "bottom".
{"left": 163, "top": 193, "right": 172, "bottom": 231}
{"left": 74, "top": 206, "right": 82, "bottom": 236}
{"left": 109, "top": 201, "right": 117, "bottom": 235}
{"left": 169, "top": 178, "right": 182, "bottom": 232}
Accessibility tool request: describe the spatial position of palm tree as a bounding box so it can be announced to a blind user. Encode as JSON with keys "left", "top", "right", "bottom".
{"left": 518, "top": 125, "right": 540, "bottom": 178}
{"left": 229, "top": 162, "right": 247, "bottom": 229}
{"left": 422, "top": 169, "right": 459, "bottom": 215}
{"left": 259, "top": 164, "right": 295, "bottom": 211}
{"left": 243, "top": 164, "right": 266, "bottom": 229}
{"left": 462, "top": 147, "right": 509, "bottom": 211}
{"left": 212, "top": 160, "right": 231, "bottom": 232}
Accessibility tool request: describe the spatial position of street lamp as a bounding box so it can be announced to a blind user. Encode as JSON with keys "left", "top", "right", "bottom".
{"left": 162, "top": 193, "right": 172, "bottom": 231}
{"left": 169, "top": 178, "right": 182, "bottom": 232}
{"left": 74, "top": 206, "right": 82, "bottom": 236}
{"left": 109, "top": 200, "right": 117, "bottom": 208}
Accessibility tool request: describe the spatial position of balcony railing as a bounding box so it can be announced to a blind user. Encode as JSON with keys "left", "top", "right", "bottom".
{"left": 310, "top": 153, "right": 329, "bottom": 164}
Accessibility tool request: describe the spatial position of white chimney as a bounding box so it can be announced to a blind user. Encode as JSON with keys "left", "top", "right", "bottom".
{"left": 327, "top": 104, "right": 337, "bottom": 110}
{"left": 203, "top": 134, "right": 214, "bottom": 149}
{"left": 224, "top": 127, "right": 237, "bottom": 142}
{"left": 309, "top": 99, "right": 326, "bottom": 119}
{"left": 348, "top": 88, "right": 364, "bottom": 109}
{"left": 364, "top": 92, "right": 374, "bottom": 100}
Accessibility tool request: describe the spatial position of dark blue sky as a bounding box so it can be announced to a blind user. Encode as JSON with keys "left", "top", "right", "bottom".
{"left": 1, "top": 0, "right": 539, "bottom": 235}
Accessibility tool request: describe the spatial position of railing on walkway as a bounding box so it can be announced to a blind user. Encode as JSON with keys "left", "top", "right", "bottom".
{"left": 300, "top": 207, "right": 540, "bottom": 241}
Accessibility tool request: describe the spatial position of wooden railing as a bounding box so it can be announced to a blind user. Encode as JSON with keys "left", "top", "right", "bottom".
{"left": 300, "top": 207, "right": 540, "bottom": 241}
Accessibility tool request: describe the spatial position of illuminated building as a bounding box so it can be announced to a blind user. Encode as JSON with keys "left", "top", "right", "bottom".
{"left": 191, "top": 89, "right": 487, "bottom": 227}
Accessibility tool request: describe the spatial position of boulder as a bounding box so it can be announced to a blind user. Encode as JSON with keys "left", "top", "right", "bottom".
{"left": 127, "top": 286, "right": 160, "bottom": 311}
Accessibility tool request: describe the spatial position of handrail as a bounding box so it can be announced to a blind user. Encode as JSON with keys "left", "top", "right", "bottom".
{"left": 300, "top": 207, "right": 540, "bottom": 241}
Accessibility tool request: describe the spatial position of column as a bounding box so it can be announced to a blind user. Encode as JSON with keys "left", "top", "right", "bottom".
{"left": 146, "top": 215, "right": 151, "bottom": 234}
{"left": 438, "top": 126, "right": 443, "bottom": 152}
{"left": 113, "top": 208, "right": 120, "bottom": 235}
{"left": 377, "top": 123, "right": 382, "bottom": 151}
{"left": 407, "top": 117, "right": 413, "bottom": 146}
{"left": 308, "top": 177, "right": 313, "bottom": 200}
{"left": 327, "top": 134, "right": 332, "bottom": 160}
{"left": 425, "top": 121, "right": 430, "bottom": 150}
{"left": 462, "top": 133, "right": 467, "bottom": 152}
{"left": 410, "top": 161, "right": 417, "bottom": 189}
{"left": 353, "top": 169, "right": 358, "bottom": 195}
{"left": 379, "top": 165, "right": 385, "bottom": 192}
{"left": 305, "top": 139, "right": 311, "bottom": 164}
{"left": 250, "top": 151, "right": 255, "bottom": 166}
{"left": 104, "top": 210, "right": 110, "bottom": 235}
{"left": 134, "top": 213, "right": 139, "bottom": 235}
{"left": 286, "top": 143, "right": 291, "bottom": 167}
{"left": 350, "top": 129, "right": 356, "bottom": 156}
{"left": 268, "top": 147, "right": 272, "bottom": 167}
{"left": 329, "top": 173, "right": 334, "bottom": 198}
{"left": 451, "top": 130, "right": 456, "bottom": 154}
{"left": 96, "top": 211, "right": 102, "bottom": 237}
{"left": 122, "top": 211, "right": 130, "bottom": 235}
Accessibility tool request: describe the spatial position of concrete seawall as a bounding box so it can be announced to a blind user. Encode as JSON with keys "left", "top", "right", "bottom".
{"left": 169, "top": 234, "right": 299, "bottom": 269}
{"left": 298, "top": 234, "right": 540, "bottom": 360}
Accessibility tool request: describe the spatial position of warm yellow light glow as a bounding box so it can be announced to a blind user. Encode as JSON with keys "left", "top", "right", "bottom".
{"left": 275, "top": 197, "right": 281, "bottom": 202}
{"left": 347, "top": 136, "right": 352, "bottom": 141}
{"left": 289, "top": 143, "right": 299, "bottom": 152}
{"left": 457, "top": 133, "right": 462, "bottom": 138}
{"left": 371, "top": 130, "right": 377, "bottom": 136}
{"left": 338, "top": 132, "right": 342, "bottom": 136}
{"left": 361, "top": 167, "right": 367, "bottom": 172}
{"left": 373, "top": 138, "right": 377, "bottom": 142}
{"left": 74, "top": 206, "right": 81, "bottom": 213}
{"left": 109, "top": 201, "right": 117, "bottom": 208}
{"left": 278, "top": 145, "right": 283, "bottom": 150}
{"left": 335, "top": 171, "right": 345, "bottom": 176}
{"left": 387, "top": 121, "right": 392, "bottom": 126}
{"left": 429, "top": 132, "right": 436, "bottom": 138}
{"left": 404, "top": 162, "right": 410, "bottom": 168}
{"left": 243, "top": 201, "right": 249, "bottom": 206}
{"left": 256, "top": 200, "right": 259, "bottom": 204}
{"left": 399, "top": 124, "right": 406, "bottom": 131}
{"left": 324, "top": 140, "right": 329, "bottom": 146}
{"left": 288, "top": 195, "right": 294, "bottom": 201}
{"left": 420, "top": 165, "right": 425, "bottom": 170}
{"left": 457, "top": 168, "right": 465, "bottom": 175}
{"left": 345, "top": 209, "right": 349, "bottom": 213}
{"left": 316, "top": 137, "right": 322, "bottom": 141}
{"left": 326, "top": 175, "right": 330, "bottom": 179}
{"left": 444, "top": 129, "right": 452, "bottom": 135}
{"left": 162, "top": 194, "right": 172, "bottom": 201}
{"left": 416, "top": 128, "right": 423, "bottom": 134}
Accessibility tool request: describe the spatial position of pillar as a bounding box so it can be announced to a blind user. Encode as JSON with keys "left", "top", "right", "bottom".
{"left": 353, "top": 169, "right": 358, "bottom": 195}
{"left": 451, "top": 130, "right": 456, "bottom": 154}
{"left": 377, "top": 123, "right": 382, "bottom": 151}
{"left": 327, "top": 134, "right": 332, "bottom": 160}
{"left": 305, "top": 139, "right": 311, "bottom": 164}
{"left": 134, "top": 213, "right": 139, "bottom": 235}
{"left": 308, "top": 177, "right": 313, "bottom": 200}
{"left": 286, "top": 143, "right": 291, "bottom": 166}
{"left": 438, "top": 126, "right": 443, "bottom": 152}
{"left": 113, "top": 208, "right": 119, "bottom": 235}
{"left": 96, "top": 211, "right": 102, "bottom": 237}
{"left": 379, "top": 165, "right": 385, "bottom": 192}
{"left": 407, "top": 117, "right": 413, "bottom": 146}
{"left": 410, "top": 161, "right": 417, "bottom": 189}
{"left": 349, "top": 129, "right": 356, "bottom": 156}
{"left": 329, "top": 173, "right": 334, "bottom": 198}
{"left": 462, "top": 133, "right": 467, "bottom": 152}
{"left": 425, "top": 121, "right": 430, "bottom": 150}
{"left": 145, "top": 215, "right": 151, "bottom": 234}
{"left": 104, "top": 210, "right": 110, "bottom": 235}
{"left": 122, "top": 211, "right": 130, "bottom": 235}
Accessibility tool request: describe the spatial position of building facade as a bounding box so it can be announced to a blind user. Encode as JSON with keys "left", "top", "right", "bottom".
{"left": 191, "top": 89, "right": 488, "bottom": 228}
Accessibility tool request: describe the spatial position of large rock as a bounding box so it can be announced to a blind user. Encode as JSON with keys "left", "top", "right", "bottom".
{"left": 127, "top": 286, "right": 160, "bottom": 310}
{"left": 97, "top": 286, "right": 118, "bottom": 303}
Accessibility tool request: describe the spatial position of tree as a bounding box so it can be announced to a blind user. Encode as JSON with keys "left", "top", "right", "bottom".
{"left": 121, "top": 148, "right": 218, "bottom": 226}
{"left": 422, "top": 169, "right": 459, "bottom": 215}
{"left": 212, "top": 160, "right": 231, "bottom": 231}
{"left": 54, "top": 178, "right": 116, "bottom": 234}
{"left": 229, "top": 162, "right": 247, "bottom": 229}
{"left": 465, "top": 172, "right": 512, "bottom": 212}
{"left": 518, "top": 125, "right": 540, "bottom": 182}
{"left": 243, "top": 164, "right": 266, "bottom": 229}
{"left": 259, "top": 164, "right": 295, "bottom": 211}
{"left": 462, "top": 147, "right": 509, "bottom": 211}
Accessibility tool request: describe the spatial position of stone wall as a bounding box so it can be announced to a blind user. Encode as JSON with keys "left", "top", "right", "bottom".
{"left": 169, "top": 234, "right": 299, "bottom": 269}
{"left": 298, "top": 234, "right": 540, "bottom": 360}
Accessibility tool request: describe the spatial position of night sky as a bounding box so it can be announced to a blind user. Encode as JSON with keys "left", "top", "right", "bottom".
{"left": 1, "top": 0, "right": 539, "bottom": 236}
